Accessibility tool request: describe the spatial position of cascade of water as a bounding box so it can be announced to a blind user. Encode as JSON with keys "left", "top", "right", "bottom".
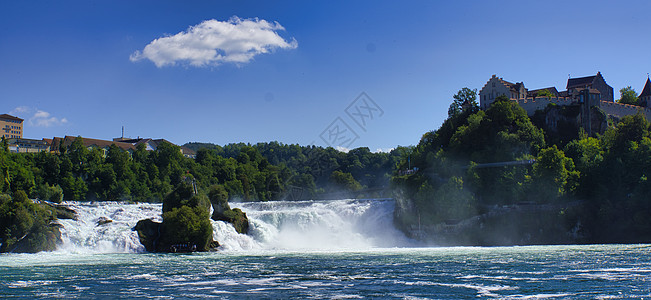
{"left": 220, "top": 199, "right": 415, "bottom": 251}
{"left": 57, "top": 202, "right": 162, "bottom": 254}
{"left": 56, "top": 199, "right": 413, "bottom": 253}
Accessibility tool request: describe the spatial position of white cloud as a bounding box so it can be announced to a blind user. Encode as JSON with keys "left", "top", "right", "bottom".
{"left": 335, "top": 146, "right": 351, "bottom": 153}
{"left": 130, "top": 16, "right": 298, "bottom": 68}
{"left": 10, "top": 106, "right": 30, "bottom": 115}
{"left": 10, "top": 106, "right": 68, "bottom": 127}
{"left": 30, "top": 110, "right": 68, "bottom": 127}
{"left": 374, "top": 148, "right": 395, "bottom": 153}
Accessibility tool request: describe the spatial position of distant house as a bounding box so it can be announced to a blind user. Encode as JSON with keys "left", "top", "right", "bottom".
{"left": 0, "top": 114, "right": 23, "bottom": 139}
{"left": 7, "top": 138, "right": 50, "bottom": 153}
{"left": 51, "top": 136, "right": 136, "bottom": 156}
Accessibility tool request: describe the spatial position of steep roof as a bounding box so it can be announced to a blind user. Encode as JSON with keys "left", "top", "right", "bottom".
{"left": 639, "top": 77, "right": 651, "bottom": 99}
{"left": 496, "top": 77, "right": 525, "bottom": 94}
{"left": 567, "top": 75, "right": 596, "bottom": 89}
{"left": 0, "top": 114, "right": 23, "bottom": 122}
{"left": 528, "top": 87, "right": 560, "bottom": 97}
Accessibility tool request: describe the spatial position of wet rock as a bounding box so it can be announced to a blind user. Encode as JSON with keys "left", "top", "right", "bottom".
{"left": 134, "top": 219, "right": 162, "bottom": 252}
{"left": 212, "top": 208, "right": 249, "bottom": 234}
{"left": 96, "top": 217, "right": 113, "bottom": 226}
{"left": 209, "top": 185, "right": 250, "bottom": 234}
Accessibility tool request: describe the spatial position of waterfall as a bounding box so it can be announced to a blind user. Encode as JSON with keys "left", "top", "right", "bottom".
{"left": 56, "top": 199, "right": 413, "bottom": 253}
{"left": 57, "top": 202, "right": 162, "bottom": 254}
{"left": 218, "top": 199, "right": 415, "bottom": 251}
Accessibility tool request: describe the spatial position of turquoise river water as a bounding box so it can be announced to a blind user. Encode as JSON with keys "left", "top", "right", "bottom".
{"left": 0, "top": 200, "right": 649, "bottom": 299}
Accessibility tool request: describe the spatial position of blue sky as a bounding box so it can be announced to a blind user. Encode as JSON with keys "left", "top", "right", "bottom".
{"left": 2, "top": 1, "right": 651, "bottom": 152}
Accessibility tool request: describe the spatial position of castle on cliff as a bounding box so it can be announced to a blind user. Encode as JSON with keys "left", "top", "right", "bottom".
{"left": 479, "top": 73, "right": 651, "bottom": 122}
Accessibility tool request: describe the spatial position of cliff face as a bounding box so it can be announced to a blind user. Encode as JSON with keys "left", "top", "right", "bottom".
{"left": 531, "top": 104, "right": 610, "bottom": 144}
{"left": 394, "top": 192, "right": 584, "bottom": 246}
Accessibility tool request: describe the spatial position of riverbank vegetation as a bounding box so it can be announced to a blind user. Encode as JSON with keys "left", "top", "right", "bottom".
{"left": 392, "top": 91, "right": 651, "bottom": 244}
{"left": 0, "top": 137, "right": 401, "bottom": 203}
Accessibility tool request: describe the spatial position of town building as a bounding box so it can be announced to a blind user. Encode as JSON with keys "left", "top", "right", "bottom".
{"left": 0, "top": 114, "right": 23, "bottom": 139}
{"left": 50, "top": 136, "right": 137, "bottom": 156}
{"left": 7, "top": 138, "right": 50, "bottom": 153}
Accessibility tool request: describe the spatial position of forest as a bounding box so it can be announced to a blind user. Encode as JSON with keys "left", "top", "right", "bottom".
{"left": 0, "top": 137, "right": 402, "bottom": 203}
{"left": 392, "top": 91, "right": 651, "bottom": 244}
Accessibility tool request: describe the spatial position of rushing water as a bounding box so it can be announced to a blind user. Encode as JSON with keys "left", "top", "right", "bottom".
{"left": 1, "top": 200, "right": 650, "bottom": 299}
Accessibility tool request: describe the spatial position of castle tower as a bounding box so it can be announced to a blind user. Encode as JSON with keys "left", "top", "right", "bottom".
{"left": 639, "top": 76, "right": 651, "bottom": 107}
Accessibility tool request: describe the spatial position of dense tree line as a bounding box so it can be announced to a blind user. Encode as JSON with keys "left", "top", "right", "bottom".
{"left": 0, "top": 137, "right": 403, "bottom": 203}
{"left": 0, "top": 137, "right": 288, "bottom": 202}
{"left": 393, "top": 91, "right": 651, "bottom": 244}
{"left": 184, "top": 142, "right": 405, "bottom": 199}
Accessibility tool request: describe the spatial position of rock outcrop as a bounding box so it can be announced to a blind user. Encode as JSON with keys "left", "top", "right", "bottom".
{"left": 208, "top": 185, "right": 249, "bottom": 234}
{"left": 135, "top": 181, "right": 252, "bottom": 253}
{"left": 134, "top": 180, "right": 216, "bottom": 252}
{"left": 96, "top": 217, "right": 113, "bottom": 226}
{"left": 134, "top": 218, "right": 162, "bottom": 252}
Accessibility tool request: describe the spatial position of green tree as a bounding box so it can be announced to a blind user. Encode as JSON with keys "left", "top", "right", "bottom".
{"left": 618, "top": 86, "right": 639, "bottom": 106}
{"left": 448, "top": 87, "right": 479, "bottom": 117}
{"left": 530, "top": 145, "right": 577, "bottom": 202}
{"left": 161, "top": 205, "right": 213, "bottom": 251}
{"left": 536, "top": 89, "right": 555, "bottom": 99}
{"left": 329, "top": 170, "right": 362, "bottom": 192}
{"left": 0, "top": 190, "right": 61, "bottom": 253}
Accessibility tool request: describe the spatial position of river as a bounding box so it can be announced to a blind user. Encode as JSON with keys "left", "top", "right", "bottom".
{"left": 1, "top": 199, "right": 649, "bottom": 298}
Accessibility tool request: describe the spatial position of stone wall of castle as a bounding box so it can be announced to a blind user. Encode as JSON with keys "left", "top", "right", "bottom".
{"left": 599, "top": 101, "right": 651, "bottom": 120}
{"left": 514, "top": 97, "right": 578, "bottom": 115}
{"left": 512, "top": 97, "right": 651, "bottom": 120}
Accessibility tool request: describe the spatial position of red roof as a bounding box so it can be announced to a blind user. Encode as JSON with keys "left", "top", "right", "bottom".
{"left": 51, "top": 136, "right": 136, "bottom": 152}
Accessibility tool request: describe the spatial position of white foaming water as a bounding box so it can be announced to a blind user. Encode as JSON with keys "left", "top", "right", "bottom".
{"left": 56, "top": 198, "right": 413, "bottom": 253}
{"left": 225, "top": 199, "right": 415, "bottom": 251}
{"left": 57, "top": 201, "right": 162, "bottom": 254}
